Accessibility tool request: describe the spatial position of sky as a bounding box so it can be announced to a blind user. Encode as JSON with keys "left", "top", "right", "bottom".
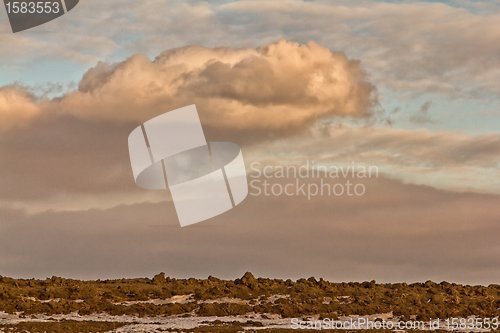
{"left": 0, "top": 0, "right": 500, "bottom": 285}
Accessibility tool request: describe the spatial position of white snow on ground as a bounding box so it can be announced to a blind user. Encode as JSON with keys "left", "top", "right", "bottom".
{"left": 23, "top": 297, "right": 85, "bottom": 303}
{"left": 113, "top": 293, "right": 195, "bottom": 306}
{"left": 2, "top": 296, "right": 498, "bottom": 332}
{"left": 114, "top": 294, "right": 290, "bottom": 306}
{"left": 1, "top": 311, "right": 498, "bottom": 332}
{"left": 19, "top": 293, "right": 289, "bottom": 308}
{"left": 0, "top": 311, "right": 291, "bottom": 332}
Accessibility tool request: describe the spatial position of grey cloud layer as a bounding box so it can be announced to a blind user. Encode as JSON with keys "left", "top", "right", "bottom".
{"left": 0, "top": 109, "right": 498, "bottom": 216}
{"left": 0, "top": 176, "right": 499, "bottom": 285}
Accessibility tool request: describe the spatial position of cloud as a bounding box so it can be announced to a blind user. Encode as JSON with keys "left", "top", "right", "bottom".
{"left": 0, "top": 176, "right": 499, "bottom": 285}
{"left": 0, "top": 43, "right": 499, "bottom": 215}
{"left": 55, "top": 40, "right": 378, "bottom": 142}
{"left": 217, "top": 0, "right": 500, "bottom": 98}
{"left": 472, "top": 109, "right": 500, "bottom": 116}
{"left": 2, "top": 111, "right": 497, "bottom": 218}
{"left": 409, "top": 101, "right": 434, "bottom": 125}
{"left": 0, "top": 40, "right": 378, "bottom": 209}
{"left": 3, "top": 0, "right": 500, "bottom": 102}
{"left": 0, "top": 85, "right": 41, "bottom": 130}
{"left": 0, "top": 41, "right": 498, "bottom": 215}
{"left": 245, "top": 124, "right": 500, "bottom": 194}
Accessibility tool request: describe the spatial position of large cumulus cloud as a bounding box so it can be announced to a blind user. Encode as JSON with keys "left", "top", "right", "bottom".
{"left": 55, "top": 40, "right": 378, "bottom": 141}
{"left": 2, "top": 40, "right": 379, "bottom": 142}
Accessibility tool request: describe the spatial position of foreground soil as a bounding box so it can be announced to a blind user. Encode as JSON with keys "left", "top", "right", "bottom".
{"left": 0, "top": 272, "right": 498, "bottom": 332}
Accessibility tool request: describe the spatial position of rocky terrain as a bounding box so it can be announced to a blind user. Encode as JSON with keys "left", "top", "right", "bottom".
{"left": 0, "top": 272, "right": 498, "bottom": 332}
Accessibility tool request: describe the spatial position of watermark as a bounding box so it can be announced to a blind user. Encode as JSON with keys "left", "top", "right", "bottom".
{"left": 291, "top": 317, "right": 499, "bottom": 330}
{"left": 3, "top": 0, "right": 79, "bottom": 33}
{"left": 249, "top": 161, "right": 378, "bottom": 199}
{"left": 128, "top": 105, "right": 248, "bottom": 227}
